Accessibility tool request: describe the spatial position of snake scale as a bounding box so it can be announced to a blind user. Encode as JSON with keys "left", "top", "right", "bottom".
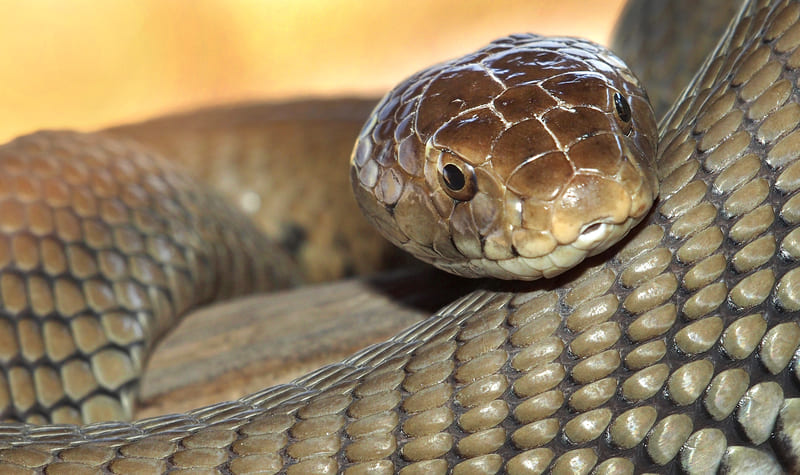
{"left": 1, "top": 0, "right": 800, "bottom": 473}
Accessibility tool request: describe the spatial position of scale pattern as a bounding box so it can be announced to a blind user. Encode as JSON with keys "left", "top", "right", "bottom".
{"left": 351, "top": 35, "right": 658, "bottom": 280}
{"left": 0, "top": 0, "right": 799, "bottom": 474}
{"left": 612, "top": 0, "right": 741, "bottom": 118}
{"left": 0, "top": 132, "right": 297, "bottom": 425}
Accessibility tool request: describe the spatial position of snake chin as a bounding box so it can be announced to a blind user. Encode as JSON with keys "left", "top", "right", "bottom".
{"left": 428, "top": 213, "right": 643, "bottom": 281}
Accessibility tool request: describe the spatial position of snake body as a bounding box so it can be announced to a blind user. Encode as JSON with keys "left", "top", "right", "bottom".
{"left": 1, "top": 0, "right": 800, "bottom": 474}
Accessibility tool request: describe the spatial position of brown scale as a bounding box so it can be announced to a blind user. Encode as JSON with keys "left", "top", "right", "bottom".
{"left": 2, "top": 1, "right": 800, "bottom": 474}
{"left": 612, "top": 0, "right": 742, "bottom": 119}
{"left": 0, "top": 131, "right": 300, "bottom": 424}
{"left": 103, "top": 98, "right": 396, "bottom": 283}
{"left": 352, "top": 35, "right": 658, "bottom": 280}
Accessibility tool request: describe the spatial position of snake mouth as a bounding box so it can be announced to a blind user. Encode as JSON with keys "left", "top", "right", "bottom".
{"left": 462, "top": 217, "right": 636, "bottom": 280}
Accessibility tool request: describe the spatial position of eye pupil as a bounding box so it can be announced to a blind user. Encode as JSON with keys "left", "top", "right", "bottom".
{"left": 439, "top": 157, "right": 477, "bottom": 201}
{"left": 442, "top": 163, "right": 466, "bottom": 190}
{"left": 614, "top": 92, "right": 631, "bottom": 122}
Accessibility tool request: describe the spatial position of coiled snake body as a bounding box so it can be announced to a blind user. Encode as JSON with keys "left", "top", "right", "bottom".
{"left": 2, "top": 1, "right": 800, "bottom": 473}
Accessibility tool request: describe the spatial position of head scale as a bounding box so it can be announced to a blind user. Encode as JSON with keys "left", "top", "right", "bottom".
{"left": 351, "top": 34, "right": 658, "bottom": 280}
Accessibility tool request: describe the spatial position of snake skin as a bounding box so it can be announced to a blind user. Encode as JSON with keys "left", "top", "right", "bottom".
{"left": 1, "top": 0, "right": 800, "bottom": 474}
{"left": 0, "top": 131, "right": 301, "bottom": 424}
{"left": 351, "top": 35, "right": 659, "bottom": 281}
{"left": 612, "top": 0, "right": 742, "bottom": 119}
{"left": 103, "top": 99, "right": 396, "bottom": 284}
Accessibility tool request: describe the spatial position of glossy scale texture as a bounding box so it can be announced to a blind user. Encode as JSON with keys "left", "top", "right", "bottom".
{"left": 2, "top": 0, "right": 800, "bottom": 474}
{"left": 351, "top": 35, "right": 658, "bottom": 280}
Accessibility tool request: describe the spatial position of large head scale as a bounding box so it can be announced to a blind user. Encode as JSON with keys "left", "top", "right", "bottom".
{"left": 351, "top": 34, "right": 657, "bottom": 280}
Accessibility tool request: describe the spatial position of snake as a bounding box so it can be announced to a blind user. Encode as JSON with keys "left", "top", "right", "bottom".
{"left": 1, "top": 0, "right": 799, "bottom": 473}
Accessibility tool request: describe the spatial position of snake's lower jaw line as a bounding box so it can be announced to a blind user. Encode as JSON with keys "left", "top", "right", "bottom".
{"left": 491, "top": 213, "right": 649, "bottom": 281}
{"left": 494, "top": 244, "right": 590, "bottom": 280}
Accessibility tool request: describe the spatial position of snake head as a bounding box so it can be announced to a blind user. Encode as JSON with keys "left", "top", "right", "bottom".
{"left": 351, "top": 34, "right": 657, "bottom": 280}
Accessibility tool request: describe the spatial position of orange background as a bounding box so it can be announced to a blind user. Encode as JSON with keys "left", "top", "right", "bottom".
{"left": 0, "top": 1, "right": 625, "bottom": 142}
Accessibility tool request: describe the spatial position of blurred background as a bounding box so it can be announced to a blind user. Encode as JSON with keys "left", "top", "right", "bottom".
{"left": 0, "top": 0, "right": 626, "bottom": 143}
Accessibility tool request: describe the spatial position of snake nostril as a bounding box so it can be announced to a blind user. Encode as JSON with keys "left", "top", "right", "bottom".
{"left": 581, "top": 222, "right": 604, "bottom": 236}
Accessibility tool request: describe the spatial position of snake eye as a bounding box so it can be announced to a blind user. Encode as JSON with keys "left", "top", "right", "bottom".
{"left": 613, "top": 92, "right": 631, "bottom": 122}
{"left": 439, "top": 158, "right": 477, "bottom": 201}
